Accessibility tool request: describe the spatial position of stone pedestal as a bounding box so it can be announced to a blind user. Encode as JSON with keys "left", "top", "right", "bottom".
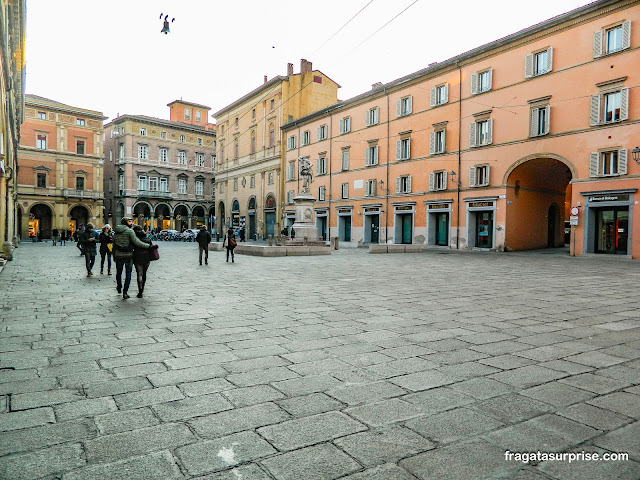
{"left": 291, "top": 194, "right": 318, "bottom": 242}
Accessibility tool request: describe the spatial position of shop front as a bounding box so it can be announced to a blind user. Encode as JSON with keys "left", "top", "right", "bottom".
{"left": 393, "top": 203, "right": 415, "bottom": 244}
{"left": 582, "top": 190, "right": 634, "bottom": 256}
{"left": 466, "top": 197, "right": 497, "bottom": 249}
{"left": 426, "top": 200, "right": 452, "bottom": 247}
{"left": 363, "top": 205, "right": 381, "bottom": 244}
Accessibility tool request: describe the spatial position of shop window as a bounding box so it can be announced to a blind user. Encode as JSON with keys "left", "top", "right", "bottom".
{"left": 525, "top": 48, "right": 553, "bottom": 77}
{"left": 430, "top": 84, "right": 449, "bottom": 106}
{"left": 429, "top": 170, "right": 447, "bottom": 191}
{"left": 430, "top": 129, "right": 446, "bottom": 154}
{"left": 594, "top": 21, "right": 631, "bottom": 57}
{"left": 365, "top": 179, "right": 377, "bottom": 196}
{"left": 365, "top": 145, "right": 378, "bottom": 166}
{"left": 470, "top": 165, "right": 490, "bottom": 187}
{"left": 590, "top": 149, "right": 628, "bottom": 177}
{"left": 396, "top": 175, "right": 411, "bottom": 193}
{"left": 339, "top": 116, "right": 351, "bottom": 134}
{"left": 471, "top": 69, "right": 492, "bottom": 94}
{"left": 470, "top": 119, "right": 493, "bottom": 147}
{"left": 530, "top": 106, "right": 550, "bottom": 137}
{"left": 396, "top": 96, "right": 412, "bottom": 117}
{"left": 366, "top": 107, "right": 379, "bottom": 126}
{"left": 396, "top": 138, "right": 411, "bottom": 160}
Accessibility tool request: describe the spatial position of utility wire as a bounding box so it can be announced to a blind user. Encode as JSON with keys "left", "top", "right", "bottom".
{"left": 311, "top": 0, "right": 375, "bottom": 56}
{"left": 349, "top": 0, "right": 421, "bottom": 52}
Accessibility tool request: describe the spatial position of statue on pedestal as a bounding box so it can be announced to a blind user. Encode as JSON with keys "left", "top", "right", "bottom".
{"left": 299, "top": 157, "right": 313, "bottom": 195}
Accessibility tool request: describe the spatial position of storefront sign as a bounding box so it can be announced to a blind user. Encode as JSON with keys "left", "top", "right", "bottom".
{"left": 338, "top": 209, "right": 351, "bottom": 214}
{"left": 364, "top": 208, "right": 379, "bottom": 213}
{"left": 428, "top": 204, "right": 448, "bottom": 210}
{"left": 588, "top": 195, "right": 629, "bottom": 202}
{"left": 469, "top": 202, "right": 493, "bottom": 208}
{"left": 396, "top": 206, "right": 413, "bottom": 211}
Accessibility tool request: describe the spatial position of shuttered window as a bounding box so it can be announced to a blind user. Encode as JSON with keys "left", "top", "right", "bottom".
{"left": 429, "top": 130, "right": 446, "bottom": 154}
{"left": 316, "top": 157, "right": 327, "bottom": 175}
{"left": 366, "top": 107, "right": 379, "bottom": 126}
{"left": 469, "top": 119, "right": 492, "bottom": 147}
{"left": 317, "top": 125, "right": 328, "bottom": 141}
{"left": 339, "top": 117, "right": 351, "bottom": 134}
{"left": 395, "top": 175, "right": 411, "bottom": 193}
{"left": 318, "top": 186, "right": 326, "bottom": 201}
{"left": 429, "top": 171, "right": 447, "bottom": 191}
{"left": 287, "top": 162, "right": 295, "bottom": 181}
{"left": 365, "top": 145, "right": 379, "bottom": 166}
{"left": 396, "top": 96, "right": 412, "bottom": 117}
{"left": 525, "top": 48, "right": 553, "bottom": 78}
{"left": 287, "top": 135, "right": 296, "bottom": 150}
{"left": 364, "top": 180, "right": 377, "bottom": 197}
{"left": 590, "top": 149, "right": 628, "bottom": 177}
{"left": 530, "top": 106, "right": 550, "bottom": 137}
{"left": 301, "top": 131, "right": 310, "bottom": 146}
{"left": 590, "top": 88, "right": 629, "bottom": 126}
{"left": 341, "top": 150, "right": 350, "bottom": 171}
{"left": 341, "top": 183, "right": 349, "bottom": 199}
{"left": 430, "top": 84, "right": 449, "bottom": 107}
{"left": 395, "top": 138, "right": 411, "bottom": 160}
{"left": 469, "top": 165, "right": 490, "bottom": 187}
{"left": 471, "top": 69, "right": 492, "bottom": 94}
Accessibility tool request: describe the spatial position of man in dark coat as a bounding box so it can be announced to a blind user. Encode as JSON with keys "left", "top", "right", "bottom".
{"left": 52, "top": 228, "right": 59, "bottom": 246}
{"left": 196, "top": 225, "right": 212, "bottom": 265}
{"left": 78, "top": 223, "right": 98, "bottom": 276}
{"left": 113, "top": 217, "right": 151, "bottom": 299}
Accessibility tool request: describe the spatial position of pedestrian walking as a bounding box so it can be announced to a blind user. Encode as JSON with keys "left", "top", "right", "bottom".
{"left": 223, "top": 228, "right": 236, "bottom": 263}
{"left": 113, "top": 217, "right": 150, "bottom": 300}
{"left": 196, "top": 225, "right": 212, "bottom": 265}
{"left": 60, "top": 229, "right": 67, "bottom": 246}
{"left": 75, "top": 226, "right": 84, "bottom": 255}
{"left": 239, "top": 226, "right": 246, "bottom": 242}
{"left": 52, "top": 228, "right": 59, "bottom": 246}
{"left": 132, "top": 225, "right": 152, "bottom": 298}
{"left": 78, "top": 223, "right": 98, "bottom": 276}
{"left": 99, "top": 224, "right": 114, "bottom": 275}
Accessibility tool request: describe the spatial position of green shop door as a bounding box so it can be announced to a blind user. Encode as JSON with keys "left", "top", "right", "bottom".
{"left": 265, "top": 212, "right": 275, "bottom": 237}
{"left": 370, "top": 215, "right": 379, "bottom": 243}
{"left": 435, "top": 212, "right": 448, "bottom": 246}
{"left": 401, "top": 214, "right": 412, "bottom": 244}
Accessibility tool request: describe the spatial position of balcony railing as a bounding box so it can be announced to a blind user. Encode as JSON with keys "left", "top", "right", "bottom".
{"left": 137, "top": 190, "right": 172, "bottom": 199}
{"left": 63, "top": 189, "right": 100, "bottom": 199}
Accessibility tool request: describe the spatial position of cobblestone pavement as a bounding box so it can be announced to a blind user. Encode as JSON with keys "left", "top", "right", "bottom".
{"left": 0, "top": 241, "right": 639, "bottom": 480}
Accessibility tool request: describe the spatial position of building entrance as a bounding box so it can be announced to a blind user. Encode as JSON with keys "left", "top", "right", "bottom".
{"left": 364, "top": 214, "right": 379, "bottom": 243}
{"left": 595, "top": 208, "right": 629, "bottom": 254}
{"left": 265, "top": 212, "right": 275, "bottom": 237}
{"left": 339, "top": 215, "right": 352, "bottom": 242}
{"left": 316, "top": 215, "right": 327, "bottom": 241}
{"left": 434, "top": 212, "right": 448, "bottom": 246}
{"left": 475, "top": 211, "right": 493, "bottom": 248}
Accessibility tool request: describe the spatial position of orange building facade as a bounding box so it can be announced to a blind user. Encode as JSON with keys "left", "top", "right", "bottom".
{"left": 283, "top": 0, "right": 640, "bottom": 258}
{"left": 17, "top": 95, "right": 106, "bottom": 239}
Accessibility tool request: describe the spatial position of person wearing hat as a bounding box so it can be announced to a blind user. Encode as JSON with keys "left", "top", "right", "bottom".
{"left": 78, "top": 223, "right": 98, "bottom": 276}
{"left": 99, "top": 224, "right": 114, "bottom": 275}
{"left": 113, "top": 217, "right": 151, "bottom": 299}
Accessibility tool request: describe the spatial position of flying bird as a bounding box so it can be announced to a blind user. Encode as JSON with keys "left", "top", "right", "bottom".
{"left": 159, "top": 13, "right": 175, "bottom": 34}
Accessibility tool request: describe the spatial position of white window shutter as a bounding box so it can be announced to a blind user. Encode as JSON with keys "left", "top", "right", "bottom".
{"left": 525, "top": 54, "right": 534, "bottom": 78}
{"left": 365, "top": 110, "right": 371, "bottom": 126}
{"left": 365, "top": 147, "right": 371, "bottom": 166}
{"left": 317, "top": 127, "right": 321, "bottom": 140}
{"left": 443, "top": 172, "right": 448, "bottom": 190}
{"left": 469, "top": 167, "right": 476, "bottom": 187}
{"left": 622, "top": 20, "right": 631, "bottom": 50}
{"left": 429, "top": 173, "right": 435, "bottom": 191}
{"left": 429, "top": 132, "right": 436, "bottom": 155}
{"left": 620, "top": 87, "right": 629, "bottom": 121}
{"left": 406, "top": 138, "right": 411, "bottom": 159}
{"left": 346, "top": 117, "right": 351, "bottom": 132}
{"left": 396, "top": 100, "right": 402, "bottom": 117}
{"left": 407, "top": 96, "right": 412, "bottom": 114}
{"left": 316, "top": 159, "right": 320, "bottom": 175}
{"left": 407, "top": 176, "right": 412, "bottom": 193}
{"left": 469, "top": 122, "right": 477, "bottom": 147}
{"left": 471, "top": 73, "right": 478, "bottom": 95}
{"left": 365, "top": 181, "right": 370, "bottom": 196}
{"left": 395, "top": 177, "right": 401, "bottom": 193}
{"left": 443, "top": 84, "right": 449, "bottom": 103}
{"left": 430, "top": 87, "right": 437, "bottom": 107}
{"left": 342, "top": 150, "right": 349, "bottom": 170}
{"left": 546, "top": 47, "right": 553, "bottom": 72}
{"left": 593, "top": 30, "right": 603, "bottom": 58}
{"left": 339, "top": 119, "right": 344, "bottom": 134}
{"left": 618, "top": 149, "right": 628, "bottom": 175}
{"left": 373, "top": 146, "right": 378, "bottom": 165}
{"left": 590, "top": 95, "right": 601, "bottom": 126}
{"left": 544, "top": 105, "right": 551, "bottom": 135}
{"left": 487, "top": 119, "right": 493, "bottom": 145}
{"left": 530, "top": 108, "right": 539, "bottom": 137}
{"left": 396, "top": 140, "right": 401, "bottom": 160}
{"left": 484, "top": 166, "right": 490, "bottom": 186}
{"left": 372, "top": 181, "right": 376, "bottom": 196}
{"left": 589, "top": 152, "right": 599, "bottom": 177}
{"left": 487, "top": 69, "right": 493, "bottom": 91}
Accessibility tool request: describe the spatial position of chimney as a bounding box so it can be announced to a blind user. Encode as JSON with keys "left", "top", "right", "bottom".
{"left": 287, "top": 63, "right": 294, "bottom": 76}
{"left": 264, "top": 75, "right": 268, "bottom": 84}
{"left": 371, "top": 82, "right": 383, "bottom": 90}
{"left": 300, "top": 59, "right": 312, "bottom": 75}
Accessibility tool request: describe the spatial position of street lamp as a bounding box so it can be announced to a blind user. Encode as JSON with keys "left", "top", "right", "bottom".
{"left": 632, "top": 146, "right": 640, "bottom": 165}
{"left": 449, "top": 170, "right": 461, "bottom": 186}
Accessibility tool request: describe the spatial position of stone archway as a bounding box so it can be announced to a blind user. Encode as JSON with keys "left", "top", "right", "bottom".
{"left": 132, "top": 202, "right": 152, "bottom": 231}
{"left": 69, "top": 205, "right": 90, "bottom": 237}
{"left": 192, "top": 206, "right": 206, "bottom": 228}
{"left": 505, "top": 156, "right": 573, "bottom": 251}
{"left": 174, "top": 204, "right": 190, "bottom": 231}
{"left": 29, "top": 203, "right": 53, "bottom": 239}
{"left": 154, "top": 203, "right": 172, "bottom": 231}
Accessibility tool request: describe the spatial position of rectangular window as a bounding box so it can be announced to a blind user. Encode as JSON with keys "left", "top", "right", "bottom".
{"left": 140, "top": 127, "right": 147, "bottom": 136}
{"left": 317, "top": 125, "right": 327, "bottom": 141}
{"left": 287, "top": 135, "right": 296, "bottom": 150}
{"left": 235, "top": 117, "right": 239, "bottom": 128}
{"left": 196, "top": 180, "right": 204, "bottom": 195}
{"left": 138, "top": 176, "right": 147, "bottom": 191}
{"left": 268, "top": 172, "right": 274, "bottom": 184}
{"left": 211, "top": 182, "right": 216, "bottom": 195}
{"left": 76, "top": 119, "right": 85, "bottom": 126}
{"left": 470, "top": 165, "right": 490, "bottom": 187}
{"left": 197, "top": 137, "right": 203, "bottom": 146}
{"left": 270, "top": 99, "right": 275, "bottom": 111}
{"left": 301, "top": 131, "right": 310, "bottom": 146}
{"left": 250, "top": 175, "right": 255, "bottom": 188}
{"left": 159, "top": 177, "right": 168, "bottom": 192}
{"left": 250, "top": 134, "right": 256, "bottom": 154}
{"left": 179, "top": 134, "right": 185, "bottom": 142}
{"left": 287, "top": 190, "right": 294, "bottom": 204}
{"left": 341, "top": 183, "right": 349, "bottom": 199}
{"left": 530, "top": 106, "right": 550, "bottom": 137}
{"left": 341, "top": 150, "right": 350, "bottom": 171}
{"left": 430, "top": 130, "right": 446, "bottom": 154}
{"left": 535, "top": 50, "right": 548, "bottom": 75}
{"left": 431, "top": 84, "right": 449, "bottom": 107}
{"left": 119, "top": 174, "right": 124, "bottom": 191}
{"left": 161, "top": 131, "right": 167, "bottom": 139}
{"left": 233, "top": 178, "right": 238, "bottom": 191}
{"left": 149, "top": 177, "right": 158, "bottom": 191}
{"left": 591, "top": 88, "right": 629, "bottom": 126}
{"left": 269, "top": 128, "right": 275, "bottom": 147}
{"left": 472, "top": 69, "right": 493, "bottom": 94}
{"left": 318, "top": 186, "right": 326, "bottom": 201}
{"left": 287, "top": 162, "right": 295, "bottom": 181}
{"left": 196, "top": 153, "right": 204, "bottom": 166}
{"left": 470, "top": 119, "right": 493, "bottom": 147}
{"left": 195, "top": 110, "right": 201, "bottom": 122}
{"left": 184, "top": 109, "right": 191, "bottom": 121}
{"left": 397, "top": 96, "right": 412, "bottom": 117}
{"left": 159, "top": 147, "right": 168, "bottom": 162}
{"left": 37, "top": 173, "right": 46, "bottom": 188}
{"left": 591, "top": 149, "right": 628, "bottom": 177}
{"left": 219, "top": 182, "right": 224, "bottom": 194}
{"left": 606, "top": 25, "right": 623, "bottom": 54}
{"left": 178, "top": 150, "right": 186, "bottom": 165}
{"left": 396, "top": 175, "right": 411, "bottom": 193}
{"left": 38, "top": 111, "right": 46, "bottom": 119}
{"left": 119, "top": 143, "right": 124, "bottom": 159}
{"left": 76, "top": 177, "right": 85, "bottom": 190}
{"left": 178, "top": 178, "right": 187, "bottom": 194}
{"left": 234, "top": 140, "right": 239, "bottom": 159}
{"left": 604, "top": 91, "right": 621, "bottom": 123}
{"left": 76, "top": 140, "right": 85, "bottom": 155}
{"left": 364, "top": 179, "right": 377, "bottom": 196}
{"left": 526, "top": 48, "right": 553, "bottom": 78}
{"left": 339, "top": 117, "right": 351, "bottom": 134}
{"left": 365, "top": 145, "right": 379, "bottom": 166}
{"left": 138, "top": 144, "right": 148, "bottom": 159}
{"left": 396, "top": 138, "right": 411, "bottom": 160}
{"left": 109, "top": 150, "right": 113, "bottom": 162}
{"left": 429, "top": 170, "right": 447, "bottom": 191}
{"left": 366, "top": 107, "right": 379, "bottom": 126}
{"left": 36, "top": 134, "right": 46, "bottom": 149}
{"left": 252, "top": 108, "right": 256, "bottom": 120}
{"left": 317, "top": 157, "right": 327, "bottom": 175}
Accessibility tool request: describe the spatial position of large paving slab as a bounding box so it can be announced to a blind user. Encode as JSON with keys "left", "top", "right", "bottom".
{"left": 0, "top": 242, "right": 639, "bottom": 479}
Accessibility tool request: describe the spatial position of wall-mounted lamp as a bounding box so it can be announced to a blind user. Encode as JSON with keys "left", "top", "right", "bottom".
{"left": 449, "top": 170, "right": 461, "bottom": 186}
{"left": 378, "top": 179, "right": 388, "bottom": 192}
{"left": 632, "top": 146, "right": 640, "bottom": 165}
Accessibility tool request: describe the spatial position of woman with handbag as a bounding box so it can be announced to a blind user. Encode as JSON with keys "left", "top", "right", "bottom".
{"left": 132, "top": 225, "right": 153, "bottom": 298}
{"left": 223, "top": 228, "right": 237, "bottom": 263}
{"left": 99, "top": 225, "right": 114, "bottom": 275}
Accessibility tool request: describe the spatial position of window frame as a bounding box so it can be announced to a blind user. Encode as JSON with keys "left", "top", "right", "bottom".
{"left": 36, "top": 172, "right": 47, "bottom": 188}
{"left": 138, "top": 175, "right": 147, "bottom": 191}
{"left": 341, "top": 182, "right": 349, "bottom": 199}
{"left": 195, "top": 180, "right": 204, "bottom": 196}
{"left": 36, "top": 134, "right": 47, "bottom": 150}
{"left": 140, "top": 127, "right": 147, "bottom": 136}
{"left": 366, "top": 107, "right": 379, "bottom": 126}
{"left": 138, "top": 144, "right": 149, "bottom": 160}
{"left": 178, "top": 178, "right": 187, "bottom": 194}
{"left": 469, "top": 165, "right": 490, "bottom": 187}
{"left": 178, "top": 150, "right": 187, "bottom": 165}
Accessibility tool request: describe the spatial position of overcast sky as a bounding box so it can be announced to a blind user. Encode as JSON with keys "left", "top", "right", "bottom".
{"left": 26, "top": 0, "right": 588, "bottom": 123}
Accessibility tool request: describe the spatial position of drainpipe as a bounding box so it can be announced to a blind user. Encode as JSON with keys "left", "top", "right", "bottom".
{"left": 456, "top": 61, "right": 462, "bottom": 250}
{"left": 328, "top": 110, "right": 333, "bottom": 242}
{"left": 383, "top": 86, "right": 390, "bottom": 244}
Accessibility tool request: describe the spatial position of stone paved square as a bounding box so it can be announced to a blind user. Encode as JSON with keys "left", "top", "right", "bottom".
{"left": 0, "top": 243, "right": 639, "bottom": 479}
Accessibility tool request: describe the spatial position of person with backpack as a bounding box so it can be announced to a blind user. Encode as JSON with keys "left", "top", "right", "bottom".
{"left": 196, "top": 225, "right": 212, "bottom": 265}
{"left": 113, "top": 217, "right": 151, "bottom": 300}
{"left": 222, "top": 227, "right": 236, "bottom": 263}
